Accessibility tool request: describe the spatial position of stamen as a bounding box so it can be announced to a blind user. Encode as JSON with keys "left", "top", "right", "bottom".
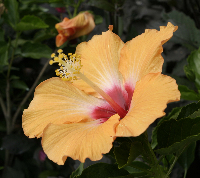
{"left": 50, "top": 50, "right": 128, "bottom": 118}
{"left": 50, "top": 49, "right": 82, "bottom": 81}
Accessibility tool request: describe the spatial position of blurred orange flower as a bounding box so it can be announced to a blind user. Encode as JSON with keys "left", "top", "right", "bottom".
{"left": 55, "top": 11, "right": 95, "bottom": 47}
{"left": 22, "top": 22, "right": 180, "bottom": 165}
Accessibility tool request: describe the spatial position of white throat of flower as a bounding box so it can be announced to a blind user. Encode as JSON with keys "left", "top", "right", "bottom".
{"left": 50, "top": 49, "right": 128, "bottom": 118}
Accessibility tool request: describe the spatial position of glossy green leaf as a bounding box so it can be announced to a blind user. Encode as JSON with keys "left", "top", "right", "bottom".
{"left": 88, "top": 0, "right": 115, "bottom": 12}
{"left": 176, "top": 101, "right": 200, "bottom": 120}
{"left": 163, "top": 10, "right": 200, "bottom": 50}
{"left": 110, "top": 173, "right": 151, "bottom": 178}
{"left": 178, "top": 85, "right": 200, "bottom": 101}
{"left": 3, "top": 0, "right": 19, "bottom": 29}
{"left": 117, "top": 162, "right": 153, "bottom": 178}
{"left": 33, "top": 30, "right": 57, "bottom": 42}
{"left": 178, "top": 142, "right": 196, "bottom": 171}
{"left": 152, "top": 101, "right": 200, "bottom": 150}
{"left": 16, "top": 15, "right": 49, "bottom": 31}
{"left": 21, "top": 42, "right": 52, "bottom": 59}
{"left": 185, "top": 47, "right": 200, "bottom": 90}
{"left": 11, "top": 80, "right": 29, "bottom": 91}
{"left": 77, "top": 163, "right": 128, "bottom": 178}
{"left": 156, "top": 117, "right": 200, "bottom": 155}
{"left": 184, "top": 65, "right": 195, "bottom": 82}
{"left": 114, "top": 142, "right": 140, "bottom": 168}
{"left": 70, "top": 163, "right": 84, "bottom": 178}
{"left": 39, "top": 170, "right": 58, "bottom": 178}
{"left": 130, "top": 133, "right": 156, "bottom": 165}
{"left": 128, "top": 161, "right": 151, "bottom": 173}
{"left": 151, "top": 107, "right": 181, "bottom": 149}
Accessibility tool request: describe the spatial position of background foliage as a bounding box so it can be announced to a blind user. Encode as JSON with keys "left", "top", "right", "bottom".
{"left": 1, "top": 0, "right": 200, "bottom": 177}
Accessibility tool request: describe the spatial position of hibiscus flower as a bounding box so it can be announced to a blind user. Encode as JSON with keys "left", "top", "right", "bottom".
{"left": 55, "top": 11, "right": 95, "bottom": 47}
{"left": 22, "top": 22, "right": 180, "bottom": 165}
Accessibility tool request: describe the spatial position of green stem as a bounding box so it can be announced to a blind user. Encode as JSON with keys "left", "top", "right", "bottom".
{"left": 158, "top": 155, "right": 165, "bottom": 164}
{"left": 5, "top": 32, "right": 21, "bottom": 135}
{"left": 7, "top": 32, "right": 21, "bottom": 79}
{"left": 73, "top": 0, "right": 82, "bottom": 17}
{"left": 0, "top": 93, "right": 7, "bottom": 119}
{"left": 131, "top": 132, "right": 165, "bottom": 177}
{"left": 66, "top": 5, "right": 72, "bottom": 18}
{"left": 11, "top": 58, "right": 50, "bottom": 131}
{"left": 164, "top": 156, "right": 178, "bottom": 178}
{"left": 5, "top": 79, "right": 11, "bottom": 135}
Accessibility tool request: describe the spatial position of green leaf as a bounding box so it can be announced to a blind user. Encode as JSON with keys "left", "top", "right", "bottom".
{"left": 156, "top": 117, "right": 200, "bottom": 155}
{"left": 63, "top": 0, "right": 75, "bottom": 5}
{"left": 184, "top": 65, "right": 195, "bottom": 82}
{"left": 11, "top": 80, "right": 29, "bottom": 91}
{"left": 185, "top": 47, "right": 200, "bottom": 90}
{"left": 152, "top": 101, "right": 200, "bottom": 150}
{"left": 178, "top": 142, "right": 196, "bottom": 171}
{"left": 2, "top": 134, "right": 35, "bottom": 154}
{"left": 3, "top": 0, "right": 19, "bottom": 29}
{"left": 178, "top": 85, "right": 200, "bottom": 101}
{"left": 176, "top": 101, "right": 200, "bottom": 120}
{"left": 88, "top": 0, "right": 115, "bottom": 12}
{"left": 130, "top": 133, "right": 156, "bottom": 165}
{"left": 70, "top": 163, "right": 84, "bottom": 178}
{"left": 163, "top": 10, "right": 200, "bottom": 50}
{"left": 128, "top": 161, "right": 151, "bottom": 173}
{"left": 151, "top": 107, "right": 181, "bottom": 149}
{"left": 94, "top": 15, "right": 103, "bottom": 25}
{"left": 0, "top": 29, "right": 4, "bottom": 41}
{"left": 21, "top": 0, "right": 62, "bottom": 4}
{"left": 21, "top": 42, "right": 52, "bottom": 59}
{"left": 39, "top": 170, "right": 58, "bottom": 178}
{"left": 77, "top": 163, "right": 129, "bottom": 178}
{"left": 114, "top": 142, "right": 140, "bottom": 168}
{"left": 0, "top": 42, "right": 9, "bottom": 70}
{"left": 33, "top": 30, "right": 56, "bottom": 42}
{"left": 16, "top": 15, "right": 49, "bottom": 31}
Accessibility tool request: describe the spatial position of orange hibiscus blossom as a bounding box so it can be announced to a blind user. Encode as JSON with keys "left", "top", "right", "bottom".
{"left": 22, "top": 22, "right": 180, "bottom": 165}
{"left": 55, "top": 11, "right": 95, "bottom": 47}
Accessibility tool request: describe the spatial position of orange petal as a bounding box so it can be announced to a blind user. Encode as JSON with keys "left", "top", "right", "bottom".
{"left": 42, "top": 114, "right": 119, "bottom": 165}
{"left": 76, "top": 29, "right": 127, "bottom": 108}
{"left": 70, "top": 11, "right": 95, "bottom": 39}
{"left": 116, "top": 73, "right": 180, "bottom": 137}
{"left": 22, "top": 77, "right": 108, "bottom": 138}
{"left": 56, "top": 33, "right": 68, "bottom": 47}
{"left": 119, "top": 22, "right": 178, "bottom": 93}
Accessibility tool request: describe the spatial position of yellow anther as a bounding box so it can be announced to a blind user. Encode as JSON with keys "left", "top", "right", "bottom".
{"left": 57, "top": 49, "right": 63, "bottom": 53}
{"left": 49, "top": 60, "right": 54, "bottom": 65}
{"left": 59, "top": 54, "right": 64, "bottom": 59}
{"left": 50, "top": 51, "right": 82, "bottom": 82}
{"left": 51, "top": 53, "right": 55, "bottom": 58}
{"left": 54, "top": 57, "right": 59, "bottom": 61}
